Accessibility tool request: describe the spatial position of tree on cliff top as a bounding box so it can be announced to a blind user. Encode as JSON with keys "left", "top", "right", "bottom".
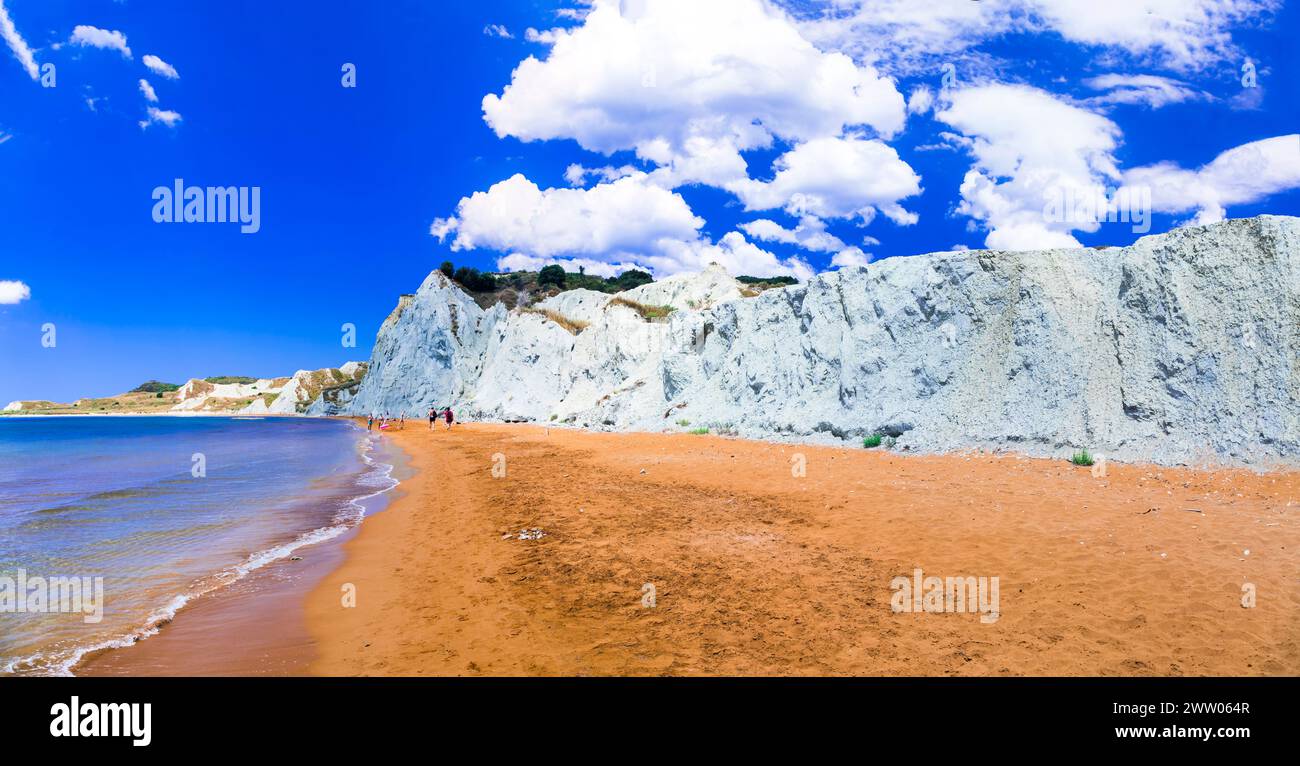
{"left": 538, "top": 264, "right": 566, "bottom": 288}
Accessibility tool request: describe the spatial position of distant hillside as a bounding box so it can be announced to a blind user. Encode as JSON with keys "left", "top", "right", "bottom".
{"left": 128, "top": 380, "right": 181, "bottom": 393}
{"left": 4, "top": 363, "right": 366, "bottom": 416}
{"left": 440, "top": 260, "right": 795, "bottom": 310}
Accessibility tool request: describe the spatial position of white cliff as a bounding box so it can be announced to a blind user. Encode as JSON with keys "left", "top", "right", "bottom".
{"left": 345, "top": 216, "right": 1300, "bottom": 466}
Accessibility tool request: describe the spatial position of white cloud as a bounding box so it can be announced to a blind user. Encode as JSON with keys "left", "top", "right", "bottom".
{"left": 483, "top": 24, "right": 514, "bottom": 39}
{"left": 69, "top": 25, "right": 131, "bottom": 58}
{"left": 937, "top": 83, "right": 1122, "bottom": 250}
{"left": 564, "top": 163, "right": 638, "bottom": 186}
{"left": 138, "top": 78, "right": 157, "bottom": 102}
{"left": 433, "top": 172, "right": 702, "bottom": 259}
{"left": 793, "top": 0, "right": 1280, "bottom": 74}
{"left": 142, "top": 54, "right": 179, "bottom": 79}
{"left": 1119, "top": 134, "right": 1300, "bottom": 224}
{"left": 496, "top": 253, "right": 641, "bottom": 278}
{"left": 483, "top": 0, "right": 906, "bottom": 192}
{"left": 0, "top": 1, "right": 38, "bottom": 80}
{"left": 906, "top": 86, "right": 934, "bottom": 115}
{"left": 432, "top": 172, "right": 811, "bottom": 278}
{"left": 672, "top": 230, "right": 814, "bottom": 280}
{"left": 739, "top": 216, "right": 846, "bottom": 253}
{"left": 730, "top": 135, "right": 921, "bottom": 223}
{"left": 138, "top": 106, "right": 182, "bottom": 129}
{"left": 0, "top": 279, "right": 31, "bottom": 304}
{"left": 830, "top": 247, "right": 873, "bottom": 268}
{"left": 1083, "top": 74, "right": 1208, "bottom": 109}
{"left": 524, "top": 27, "right": 562, "bottom": 44}
{"left": 1026, "top": 0, "right": 1279, "bottom": 71}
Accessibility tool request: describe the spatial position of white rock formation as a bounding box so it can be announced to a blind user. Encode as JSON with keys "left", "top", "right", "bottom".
{"left": 345, "top": 216, "right": 1299, "bottom": 466}
{"left": 168, "top": 365, "right": 366, "bottom": 414}
{"left": 264, "top": 363, "right": 368, "bottom": 414}
{"left": 173, "top": 377, "right": 285, "bottom": 411}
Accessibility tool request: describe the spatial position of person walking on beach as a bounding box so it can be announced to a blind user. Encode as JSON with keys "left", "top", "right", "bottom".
{"left": 367, "top": 415, "right": 374, "bottom": 432}
{"left": 428, "top": 407, "right": 437, "bottom": 430}
{"left": 443, "top": 406, "right": 454, "bottom": 431}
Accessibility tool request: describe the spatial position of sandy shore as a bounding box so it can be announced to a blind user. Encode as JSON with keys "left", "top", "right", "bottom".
{"left": 306, "top": 421, "right": 1299, "bottom": 676}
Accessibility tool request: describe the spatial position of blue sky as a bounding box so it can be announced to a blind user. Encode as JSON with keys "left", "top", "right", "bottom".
{"left": 0, "top": 0, "right": 1296, "bottom": 404}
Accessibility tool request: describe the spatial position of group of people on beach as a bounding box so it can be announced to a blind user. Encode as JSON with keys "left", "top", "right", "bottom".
{"left": 364, "top": 405, "right": 454, "bottom": 429}
{"left": 367, "top": 414, "right": 403, "bottom": 432}
{"left": 429, "top": 406, "right": 454, "bottom": 430}
{"left": 366, "top": 406, "right": 454, "bottom": 433}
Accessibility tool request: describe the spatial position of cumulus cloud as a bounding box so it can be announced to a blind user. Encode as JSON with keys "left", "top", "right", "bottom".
{"left": 432, "top": 172, "right": 811, "bottom": 278}
{"left": 1083, "top": 74, "right": 1209, "bottom": 109}
{"left": 138, "top": 79, "right": 157, "bottom": 102}
{"left": 793, "top": 0, "right": 1280, "bottom": 74}
{"left": 739, "top": 216, "right": 846, "bottom": 253}
{"left": 142, "top": 54, "right": 179, "bottom": 79}
{"left": 829, "top": 247, "right": 872, "bottom": 268}
{"left": 0, "top": 1, "right": 38, "bottom": 80}
{"left": 69, "top": 25, "right": 131, "bottom": 58}
{"left": 730, "top": 135, "right": 921, "bottom": 223}
{"left": 1119, "top": 134, "right": 1300, "bottom": 225}
{"left": 482, "top": 0, "right": 907, "bottom": 193}
{"left": 138, "top": 106, "right": 182, "bottom": 129}
{"left": 483, "top": 24, "right": 514, "bottom": 39}
{"left": 432, "top": 172, "right": 703, "bottom": 258}
{"left": 0, "top": 279, "right": 31, "bottom": 304}
{"left": 936, "top": 83, "right": 1122, "bottom": 250}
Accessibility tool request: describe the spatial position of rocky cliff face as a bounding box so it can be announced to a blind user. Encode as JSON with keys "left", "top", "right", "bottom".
{"left": 347, "top": 216, "right": 1299, "bottom": 466}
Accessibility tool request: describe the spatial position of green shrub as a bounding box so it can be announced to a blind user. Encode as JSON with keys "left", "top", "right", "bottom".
{"left": 130, "top": 380, "right": 180, "bottom": 393}
{"left": 737, "top": 275, "right": 798, "bottom": 286}
{"left": 1071, "top": 449, "right": 1094, "bottom": 466}
{"left": 863, "top": 433, "right": 883, "bottom": 448}
{"left": 538, "top": 264, "right": 566, "bottom": 288}
{"left": 677, "top": 418, "right": 691, "bottom": 427}
{"left": 452, "top": 266, "right": 497, "bottom": 292}
{"left": 610, "top": 269, "right": 653, "bottom": 291}
{"left": 688, "top": 427, "right": 709, "bottom": 435}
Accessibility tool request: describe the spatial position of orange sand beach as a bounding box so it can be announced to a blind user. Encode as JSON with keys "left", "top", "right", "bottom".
{"left": 306, "top": 420, "right": 1299, "bottom": 676}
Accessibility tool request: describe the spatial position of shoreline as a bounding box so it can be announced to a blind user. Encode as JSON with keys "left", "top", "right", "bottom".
{"left": 305, "top": 421, "right": 1300, "bottom": 676}
{"left": 71, "top": 420, "right": 410, "bottom": 676}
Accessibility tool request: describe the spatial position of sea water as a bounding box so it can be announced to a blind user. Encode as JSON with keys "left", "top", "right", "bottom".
{"left": 0, "top": 416, "right": 394, "bottom": 675}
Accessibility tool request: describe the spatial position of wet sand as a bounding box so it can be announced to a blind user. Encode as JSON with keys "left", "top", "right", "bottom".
{"left": 306, "top": 422, "right": 1300, "bottom": 676}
